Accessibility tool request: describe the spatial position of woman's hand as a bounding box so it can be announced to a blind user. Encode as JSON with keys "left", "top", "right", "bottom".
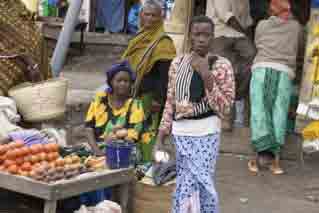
{"left": 86, "top": 128, "right": 104, "bottom": 156}
{"left": 104, "top": 132, "right": 117, "bottom": 143}
{"left": 175, "top": 100, "right": 193, "bottom": 120}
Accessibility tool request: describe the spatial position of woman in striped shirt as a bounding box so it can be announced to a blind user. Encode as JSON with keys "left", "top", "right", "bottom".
{"left": 156, "top": 16, "right": 235, "bottom": 213}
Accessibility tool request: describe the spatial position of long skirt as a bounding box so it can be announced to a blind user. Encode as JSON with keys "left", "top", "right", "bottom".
{"left": 172, "top": 134, "right": 220, "bottom": 213}
{"left": 250, "top": 67, "right": 292, "bottom": 155}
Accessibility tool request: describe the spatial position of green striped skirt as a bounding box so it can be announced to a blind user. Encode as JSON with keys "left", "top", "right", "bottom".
{"left": 250, "top": 67, "right": 292, "bottom": 154}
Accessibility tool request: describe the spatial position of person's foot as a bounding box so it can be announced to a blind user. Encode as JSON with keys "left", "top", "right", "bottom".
{"left": 248, "top": 159, "right": 259, "bottom": 175}
{"left": 269, "top": 160, "right": 284, "bottom": 175}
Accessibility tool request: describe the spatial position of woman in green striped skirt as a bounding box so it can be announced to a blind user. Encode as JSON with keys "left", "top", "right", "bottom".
{"left": 248, "top": 0, "right": 302, "bottom": 175}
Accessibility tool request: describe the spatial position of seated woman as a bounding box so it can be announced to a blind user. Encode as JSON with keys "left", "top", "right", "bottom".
{"left": 0, "top": 0, "right": 51, "bottom": 96}
{"left": 75, "top": 61, "right": 145, "bottom": 207}
{"left": 85, "top": 61, "right": 145, "bottom": 156}
{"left": 122, "top": 0, "right": 176, "bottom": 162}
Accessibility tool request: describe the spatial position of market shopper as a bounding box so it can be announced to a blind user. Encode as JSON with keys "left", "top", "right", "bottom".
{"left": 248, "top": 0, "right": 302, "bottom": 175}
{"left": 0, "top": 0, "right": 51, "bottom": 96}
{"left": 206, "top": 0, "right": 256, "bottom": 129}
{"left": 85, "top": 61, "right": 145, "bottom": 156}
{"left": 156, "top": 16, "right": 235, "bottom": 212}
{"left": 122, "top": 0, "right": 176, "bottom": 162}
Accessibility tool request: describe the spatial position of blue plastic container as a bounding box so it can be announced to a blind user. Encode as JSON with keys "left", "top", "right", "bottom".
{"left": 105, "top": 141, "right": 135, "bottom": 169}
{"left": 312, "top": 0, "right": 319, "bottom": 8}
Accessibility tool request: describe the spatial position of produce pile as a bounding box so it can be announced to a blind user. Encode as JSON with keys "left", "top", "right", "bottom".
{"left": 0, "top": 140, "right": 106, "bottom": 183}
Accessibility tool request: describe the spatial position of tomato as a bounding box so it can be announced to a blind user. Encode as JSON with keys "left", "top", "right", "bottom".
{"left": 30, "top": 155, "right": 40, "bottom": 164}
{"left": 5, "top": 150, "right": 16, "bottom": 160}
{"left": 15, "top": 157, "right": 24, "bottom": 166}
{"left": 30, "top": 145, "right": 40, "bottom": 155}
{"left": 0, "top": 145, "right": 6, "bottom": 155}
{"left": 38, "top": 152, "right": 46, "bottom": 162}
{"left": 8, "top": 164, "right": 18, "bottom": 174}
{"left": 21, "top": 162, "right": 32, "bottom": 171}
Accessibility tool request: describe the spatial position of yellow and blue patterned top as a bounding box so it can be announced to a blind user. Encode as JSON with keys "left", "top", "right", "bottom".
{"left": 85, "top": 92, "right": 145, "bottom": 143}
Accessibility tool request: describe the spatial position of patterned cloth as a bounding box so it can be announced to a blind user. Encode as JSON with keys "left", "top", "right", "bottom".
{"left": 250, "top": 67, "right": 292, "bottom": 154}
{"left": 0, "top": 0, "right": 51, "bottom": 95}
{"left": 172, "top": 134, "right": 220, "bottom": 213}
{"left": 85, "top": 91, "right": 144, "bottom": 143}
{"left": 160, "top": 53, "right": 235, "bottom": 134}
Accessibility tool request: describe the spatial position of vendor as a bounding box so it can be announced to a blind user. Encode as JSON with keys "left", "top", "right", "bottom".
{"left": 85, "top": 61, "right": 145, "bottom": 156}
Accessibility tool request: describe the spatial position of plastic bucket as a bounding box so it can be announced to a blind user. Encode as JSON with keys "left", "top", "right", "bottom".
{"left": 105, "top": 141, "right": 135, "bottom": 169}
{"left": 312, "top": 0, "right": 319, "bottom": 8}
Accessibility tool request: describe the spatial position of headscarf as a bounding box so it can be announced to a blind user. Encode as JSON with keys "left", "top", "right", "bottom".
{"left": 270, "top": 0, "right": 291, "bottom": 21}
{"left": 121, "top": 11, "right": 176, "bottom": 96}
{"left": 106, "top": 60, "right": 136, "bottom": 93}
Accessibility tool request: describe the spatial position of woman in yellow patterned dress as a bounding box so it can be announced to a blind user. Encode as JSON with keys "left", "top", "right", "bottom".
{"left": 85, "top": 61, "right": 145, "bottom": 158}
{"left": 0, "top": 0, "right": 51, "bottom": 96}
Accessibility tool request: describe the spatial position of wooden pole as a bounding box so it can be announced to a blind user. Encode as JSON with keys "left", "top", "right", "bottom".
{"left": 164, "top": 0, "right": 194, "bottom": 54}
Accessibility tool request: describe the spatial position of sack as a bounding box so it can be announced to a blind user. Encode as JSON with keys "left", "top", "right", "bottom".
{"left": 74, "top": 200, "right": 121, "bottom": 213}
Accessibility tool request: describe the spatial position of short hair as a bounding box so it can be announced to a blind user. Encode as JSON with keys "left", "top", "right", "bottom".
{"left": 190, "top": 16, "right": 215, "bottom": 33}
{"left": 141, "top": 0, "right": 164, "bottom": 11}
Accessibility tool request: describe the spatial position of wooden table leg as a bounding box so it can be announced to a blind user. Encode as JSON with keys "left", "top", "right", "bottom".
{"left": 118, "top": 183, "right": 131, "bottom": 213}
{"left": 44, "top": 200, "right": 57, "bottom": 213}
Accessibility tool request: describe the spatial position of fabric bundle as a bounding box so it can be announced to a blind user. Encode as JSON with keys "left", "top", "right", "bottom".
{"left": 0, "top": 96, "right": 22, "bottom": 138}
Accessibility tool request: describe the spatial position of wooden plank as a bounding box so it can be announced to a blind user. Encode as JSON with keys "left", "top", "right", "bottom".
{"left": 42, "top": 25, "right": 131, "bottom": 46}
{"left": 0, "top": 172, "right": 53, "bottom": 200}
{"left": 44, "top": 200, "right": 57, "bottom": 213}
{"left": 118, "top": 183, "right": 130, "bottom": 213}
{"left": 51, "top": 169, "right": 134, "bottom": 200}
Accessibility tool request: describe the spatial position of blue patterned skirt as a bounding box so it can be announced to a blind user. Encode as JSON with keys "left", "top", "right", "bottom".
{"left": 172, "top": 134, "right": 220, "bottom": 213}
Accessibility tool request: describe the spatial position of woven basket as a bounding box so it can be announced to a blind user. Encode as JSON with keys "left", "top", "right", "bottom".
{"left": 8, "top": 78, "right": 68, "bottom": 122}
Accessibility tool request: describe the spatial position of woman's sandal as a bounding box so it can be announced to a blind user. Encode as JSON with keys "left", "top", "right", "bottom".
{"left": 269, "top": 165, "right": 284, "bottom": 175}
{"left": 248, "top": 159, "right": 259, "bottom": 175}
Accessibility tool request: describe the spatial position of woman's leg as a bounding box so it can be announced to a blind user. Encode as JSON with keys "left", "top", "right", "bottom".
{"left": 249, "top": 69, "right": 269, "bottom": 173}
{"left": 270, "top": 73, "right": 292, "bottom": 175}
{"left": 172, "top": 135, "right": 220, "bottom": 213}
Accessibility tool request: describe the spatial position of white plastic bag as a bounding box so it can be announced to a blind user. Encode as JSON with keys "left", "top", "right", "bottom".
{"left": 74, "top": 200, "right": 121, "bottom": 213}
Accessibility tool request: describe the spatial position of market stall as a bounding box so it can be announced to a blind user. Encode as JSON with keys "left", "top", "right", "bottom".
{"left": 296, "top": 1, "right": 319, "bottom": 161}
{"left": 0, "top": 167, "right": 133, "bottom": 213}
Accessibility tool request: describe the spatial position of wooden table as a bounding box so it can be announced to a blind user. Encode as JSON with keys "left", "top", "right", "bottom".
{"left": 0, "top": 168, "right": 134, "bottom": 213}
